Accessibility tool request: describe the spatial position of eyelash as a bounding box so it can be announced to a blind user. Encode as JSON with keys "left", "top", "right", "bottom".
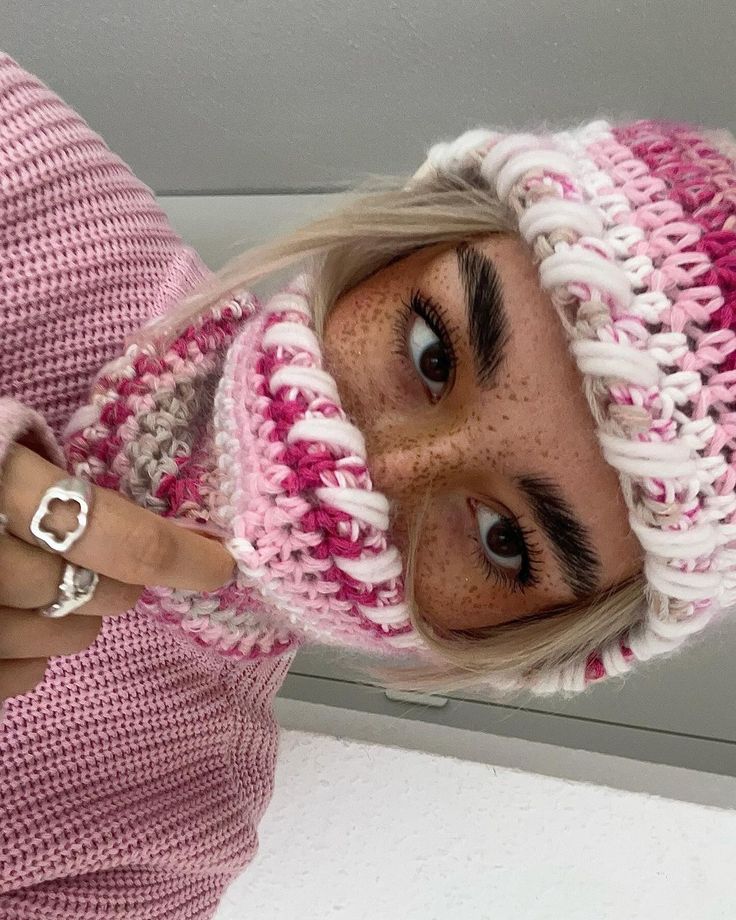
{"left": 392, "top": 289, "right": 541, "bottom": 594}
{"left": 392, "top": 289, "right": 459, "bottom": 385}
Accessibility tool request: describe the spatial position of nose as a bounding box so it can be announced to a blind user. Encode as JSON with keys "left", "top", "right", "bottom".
{"left": 366, "top": 420, "right": 466, "bottom": 506}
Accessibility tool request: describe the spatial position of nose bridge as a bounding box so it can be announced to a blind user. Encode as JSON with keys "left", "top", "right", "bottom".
{"left": 367, "top": 417, "right": 466, "bottom": 503}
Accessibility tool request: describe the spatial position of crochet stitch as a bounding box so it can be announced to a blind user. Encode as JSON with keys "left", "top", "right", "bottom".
{"left": 414, "top": 119, "right": 736, "bottom": 693}
{"left": 64, "top": 275, "right": 423, "bottom": 663}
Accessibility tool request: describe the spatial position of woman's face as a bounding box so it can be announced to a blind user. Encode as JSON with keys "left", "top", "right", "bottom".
{"left": 322, "top": 233, "right": 642, "bottom": 631}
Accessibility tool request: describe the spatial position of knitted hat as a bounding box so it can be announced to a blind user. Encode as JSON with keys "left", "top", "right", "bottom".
{"left": 65, "top": 119, "right": 736, "bottom": 696}
{"left": 409, "top": 119, "right": 736, "bottom": 691}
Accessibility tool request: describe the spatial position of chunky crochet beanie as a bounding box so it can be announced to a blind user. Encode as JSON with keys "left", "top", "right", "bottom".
{"left": 65, "top": 119, "right": 736, "bottom": 695}
{"left": 410, "top": 119, "right": 736, "bottom": 692}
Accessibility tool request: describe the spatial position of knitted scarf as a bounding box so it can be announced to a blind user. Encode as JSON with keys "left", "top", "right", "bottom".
{"left": 65, "top": 276, "right": 427, "bottom": 664}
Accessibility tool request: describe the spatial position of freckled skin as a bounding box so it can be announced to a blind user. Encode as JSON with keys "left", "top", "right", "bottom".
{"left": 322, "top": 234, "right": 642, "bottom": 630}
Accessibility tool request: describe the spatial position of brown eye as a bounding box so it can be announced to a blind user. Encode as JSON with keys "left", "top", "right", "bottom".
{"left": 419, "top": 341, "right": 452, "bottom": 383}
{"left": 485, "top": 518, "right": 523, "bottom": 559}
{"left": 408, "top": 315, "right": 451, "bottom": 396}
{"left": 474, "top": 505, "right": 525, "bottom": 571}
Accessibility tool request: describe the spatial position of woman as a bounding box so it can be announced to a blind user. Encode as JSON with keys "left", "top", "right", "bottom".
{"left": 2, "top": 53, "right": 734, "bottom": 917}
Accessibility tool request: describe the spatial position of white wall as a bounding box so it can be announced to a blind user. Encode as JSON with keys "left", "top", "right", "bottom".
{"left": 215, "top": 729, "right": 736, "bottom": 920}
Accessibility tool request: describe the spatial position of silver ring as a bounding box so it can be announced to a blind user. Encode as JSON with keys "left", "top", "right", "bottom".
{"left": 39, "top": 562, "right": 99, "bottom": 619}
{"left": 30, "top": 476, "right": 93, "bottom": 553}
{"left": 0, "top": 512, "right": 7, "bottom": 536}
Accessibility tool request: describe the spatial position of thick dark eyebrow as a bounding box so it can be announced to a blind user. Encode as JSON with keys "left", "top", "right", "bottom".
{"left": 517, "top": 475, "right": 601, "bottom": 598}
{"left": 456, "top": 243, "right": 510, "bottom": 389}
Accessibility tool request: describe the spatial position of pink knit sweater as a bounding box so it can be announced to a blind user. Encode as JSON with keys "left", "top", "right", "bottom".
{"left": 0, "top": 54, "right": 294, "bottom": 919}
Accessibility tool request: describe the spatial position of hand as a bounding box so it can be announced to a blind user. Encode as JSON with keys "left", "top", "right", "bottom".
{"left": 0, "top": 444, "right": 235, "bottom": 703}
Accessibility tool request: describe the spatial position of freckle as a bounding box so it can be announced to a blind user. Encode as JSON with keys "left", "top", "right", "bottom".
{"left": 502, "top": 415, "right": 510, "bottom": 421}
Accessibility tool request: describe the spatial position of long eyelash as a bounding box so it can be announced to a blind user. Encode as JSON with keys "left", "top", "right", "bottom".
{"left": 391, "top": 290, "right": 459, "bottom": 373}
{"left": 471, "top": 520, "right": 543, "bottom": 593}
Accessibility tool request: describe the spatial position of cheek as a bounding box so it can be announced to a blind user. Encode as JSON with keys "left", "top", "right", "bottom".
{"left": 411, "top": 497, "right": 495, "bottom": 630}
{"left": 323, "top": 293, "right": 411, "bottom": 421}
{"left": 409, "top": 494, "right": 566, "bottom": 631}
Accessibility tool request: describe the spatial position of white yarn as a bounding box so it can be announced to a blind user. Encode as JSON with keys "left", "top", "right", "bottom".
{"left": 358, "top": 601, "right": 411, "bottom": 627}
{"left": 645, "top": 558, "right": 721, "bottom": 600}
{"left": 478, "top": 133, "right": 542, "bottom": 181}
{"left": 314, "top": 487, "right": 390, "bottom": 530}
{"left": 629, "top": 518, "right": 718, "bottom": 557}
{"left": 269, "top": 365, "right": 339, "bottom": 402}
{"left": 539, "top": 247, "right": 634, "bottom": 307}
{"left": 287, "top": 417, "right": 367, "bottom": 459}
{"left": 425, "top": 128, "right": 496, "bottom": 176}
{"left": 598, "top": 433, "right": 694, "bottom": 462}
{"left": 384, "top": 630, "right": 422, "bottom": 649}
{"left": 572, "top": 340, "right": 661, "bottom": 386}
{"left": 262, "top": 321, "right": 321, "bottom": 356}
{"left": 647, "top": 608, "right": 711, "bottom": 640}
{"left": 263, "top": 291, "right": 312, "bottom": 317}
{"left": 63, "top": 402, "right": 101, "bottom": 438}
{"left": 334, "top": 545, "right": 403, "bottom": 583}
{"left": 495, "top": 149, "right": 580, "bottom": 200}
{"left": 518, "top": 199, "right": 604, "bottom": 240}
{"left": 601, "top": 640, "right": 635, "bottom": 677}
{"left": 604, "top": 454, "right": 697, "bottom": 479}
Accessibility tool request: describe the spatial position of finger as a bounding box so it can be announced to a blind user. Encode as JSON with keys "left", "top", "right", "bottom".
{"left": 0, "top": 532, "right": 63, "bottom": 607}
{"left": 0, "top": 608, "right": 103, "bottom": 659}
{"left": 1, "top": 444, "right": 235, "bottom": 592}
{"left": 0, "top": 658, "right": 48, "bottom": 703}
{"left": 0, "top": 533, "right": 143, "bottom": 613}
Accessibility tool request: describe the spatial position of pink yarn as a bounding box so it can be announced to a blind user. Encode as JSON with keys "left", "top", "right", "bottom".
{"left": 614, "top": 122, "right": 736, "bottom": 363}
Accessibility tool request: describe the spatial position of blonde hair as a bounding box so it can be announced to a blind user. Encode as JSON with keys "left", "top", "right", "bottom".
{"left": 146, "top": 173, "right": 646, "bottom": 698}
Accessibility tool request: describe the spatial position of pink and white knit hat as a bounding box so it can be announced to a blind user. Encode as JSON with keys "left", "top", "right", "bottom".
{"left": 410, "top": 119, "right": 736, "bottom": 692}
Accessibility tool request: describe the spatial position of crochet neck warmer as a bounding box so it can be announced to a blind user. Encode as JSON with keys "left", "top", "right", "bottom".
{"left": 65, "top": 276, "right": 425, "bottom": 664}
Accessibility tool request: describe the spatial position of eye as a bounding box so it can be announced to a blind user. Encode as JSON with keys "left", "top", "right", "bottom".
{"left": 407, "top": 314, "right": 452, "bottom": 397}
{"left": 397, "top": 290, "right": 457, "bottom": 400}
{"left": 473, "top": 503, "right": 525, "bottom": 574}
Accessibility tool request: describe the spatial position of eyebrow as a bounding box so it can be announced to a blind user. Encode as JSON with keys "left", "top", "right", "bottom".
{"left": 456, "top": 243, "right": 510, "bottom": 389}
{"left": 517, "top": 475, "right": 601, "bottom": 598}
{"left": 455, "top": 244, "right": 600, "bottom": 599}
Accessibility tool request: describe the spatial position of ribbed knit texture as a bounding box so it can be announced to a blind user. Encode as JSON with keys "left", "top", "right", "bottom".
{"left": 0, "top": 53, "right": 292, "bottom": 919}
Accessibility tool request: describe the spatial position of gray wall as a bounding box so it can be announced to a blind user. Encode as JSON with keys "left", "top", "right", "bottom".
{"left": 4, "top": 0, "right": 735, "bottom": 194}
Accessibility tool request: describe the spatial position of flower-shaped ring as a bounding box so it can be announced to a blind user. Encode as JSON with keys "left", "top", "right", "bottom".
{"left": 30, "top": 477, "right": 94, "bottom": 554}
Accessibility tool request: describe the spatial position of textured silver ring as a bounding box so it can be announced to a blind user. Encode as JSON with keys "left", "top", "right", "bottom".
{"left": 39, "top": 562, "right": 99, "bottom": 619}
{"left": 30, "top": 477, "right": 93, "bottom": 553}
{"left": 0, "top": 512, "right": 7, "bottom": 536}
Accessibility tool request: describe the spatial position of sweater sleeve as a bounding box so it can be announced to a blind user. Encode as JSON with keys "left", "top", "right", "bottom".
{"left": 0, "top": 397, "right": 65, "bottom": 475}
{"left": 0, "top": 56, "right": 292, "bottom": 920}
{"left": 0, "top": 52, "right": 211, "bottom": 441}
